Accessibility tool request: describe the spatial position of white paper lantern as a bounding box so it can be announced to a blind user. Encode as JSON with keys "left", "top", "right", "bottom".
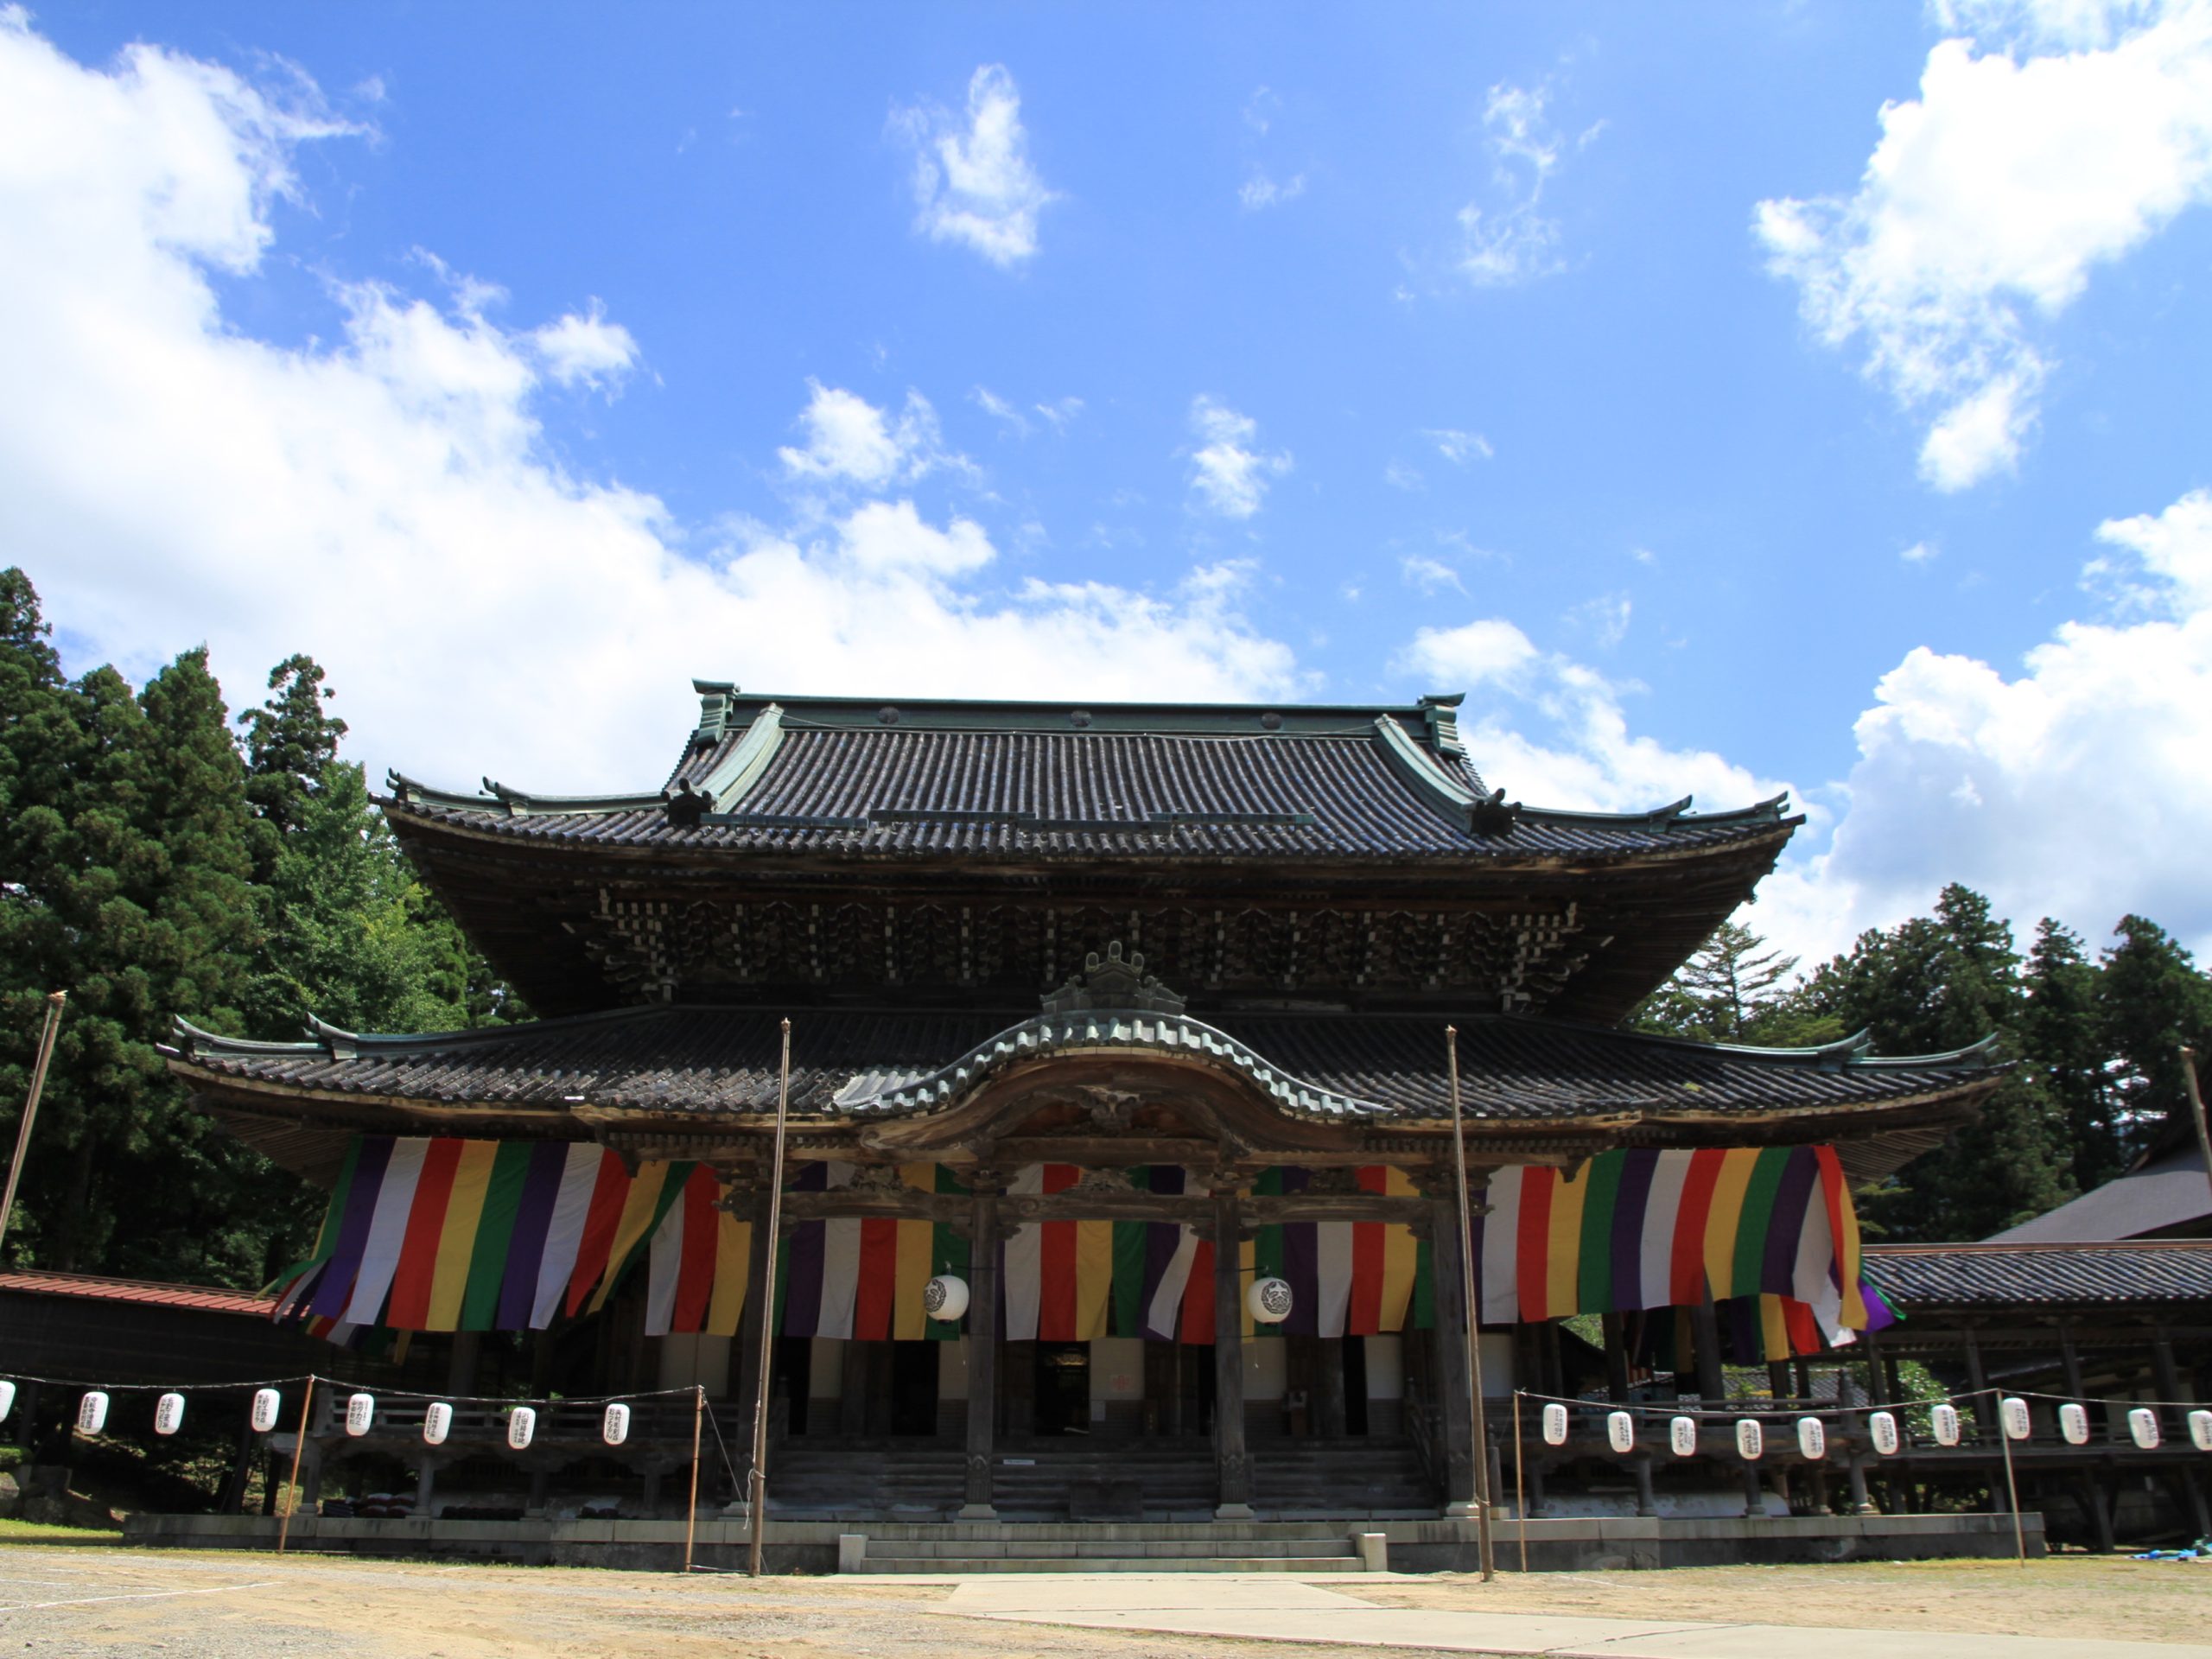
{"left": 345, "top": 1393, "right": 376, "bottom": 1437}
{"left": 1246, "top": 1276, "right": 1294, "bottom": 1325}
{"left": 1669, "top": 1414, "right": 1698, "bottom": 1457}
{"left": 602, "top": 1402, "right": 631, "bottom": 1446}
{"left": 923, "top": 1274, "right": 970, "bottom": 1323}
{"left": 2059, "top": 1402, "right": 2090, "bottom": 1445}
{"left": 1606, "top": 1410, "right": 1636, "bottom": 1454}
{"left": 154, "top": 1393, "right": 186, "bottom": 1435}
{"left": 1541, "top": 1402, "right": 1570, "bottom": 1446}
{"left": 2190, "top": 1409, "right": 2212, "bottom": 1452}
{"left": 251, "top": 1388, "right": 283, "bottom": 1433}
{"left": 2129, "top": 1407, "right": 2161, "bottom": 1449}
{"left": 1869, "top": 1410, "right": 1900, "bottom": 1456}
{"left": 76, "top": 1391, "right": 109, "bottom": 1434}
{"left": 423, "top": 1402, "right": 452, "bottom": 1446}
{"left": 1931, "top": 1402, "right": 1961, "bottom": 1446}
{"left": 1736, "top": 1418, "right": 1764, "bottom": 1460}
{"left": 1796, "top": 1416, "right": 1826, "bottom": 1459}
{"left": 507, "top": 1406, "right": 537, "bottom": 1451}
{"left": 2001, "top": 1396, "right": 2032, "bottom": 1441}
{"left": 0, "top": 1381, "right": 16, "bottom": 1421}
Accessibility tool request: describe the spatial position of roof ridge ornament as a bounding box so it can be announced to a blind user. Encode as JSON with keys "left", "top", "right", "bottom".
{"left": 1040, "top": 940, "right": 1187, "bottom": 1015}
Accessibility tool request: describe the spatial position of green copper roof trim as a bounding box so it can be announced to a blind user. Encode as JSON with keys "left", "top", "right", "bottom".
{"left": 1370, "top": 710, "right": 1484, "bottom": 835}
{"left": 696, "top": 702, "right": 785, "bottom": 810}
{"left": 385, "top": 772, "right": 664, "bottom": 818}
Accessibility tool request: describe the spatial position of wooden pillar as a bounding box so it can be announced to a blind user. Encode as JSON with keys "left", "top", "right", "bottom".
{"left": 446, "top": 1332, "right": 480, "bottom": 1397}
{"left": 1962, "top": 1327, "right": 1990, "bottom": 1442}
{"left": 2059, "top": 1322, "right": 2088, "bottom": 1401}
{"left": 1767, "top": 1361, "right": 1793, "bottom": 1403}
{"left": 1866, "top": 1332, "right": 1891, "bottom": 1406}
{"left": 1212, "top": 1185, "right": 1253, "bottom": 1518}
{"left": 839, "top": 1340, "right": 870, "bottom": 1436}
{"left": 2152, "top": 1332, "right": 2186, "bottom": 1436}
{"left": 1601, "top": 1312, "right": 1632, "bottom": 1404}
{"left": 1428, "top": 1196, "right": 1478, "bottom": 1515}
{"left": 2080, "top": 1469, "right": 2116, "bottom": 1554}
{"left": 1690, "top": 1299, "right": 1726, "bottom": 1404}
{"left": 959, "top": 1179, "right": 1001, "bottom": 1519}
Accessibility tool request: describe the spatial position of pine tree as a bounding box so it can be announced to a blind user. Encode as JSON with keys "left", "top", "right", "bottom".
{"left": 2095, "top": 916, "right": 2212, "bottom": 1161}
{"left": 1630, "top": 919, "right": 1844, "bottom": 1047}
{"left": 2020, "top": 919, "right": 2118, "bottom": 1190}
{"left": 1802, "top": 885, "right": 2073, "bottom": 1241}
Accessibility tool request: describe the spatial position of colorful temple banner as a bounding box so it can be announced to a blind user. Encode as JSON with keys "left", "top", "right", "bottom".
{"left": 274, "top": 1138, "right": 1874, "bottom": 1360}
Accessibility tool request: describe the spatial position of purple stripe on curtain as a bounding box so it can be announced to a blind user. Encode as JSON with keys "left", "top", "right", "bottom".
{"left": 495, "top": 1141, "right": 570, "bottom": 1331}
{"left": 1141, "top": 1165, "right": 1185, "bottom": 1341}
{"left": 1610, "top": 1149, "right": 1661, "bottom": 1313}
{"left": 308, "top": 1136, "right": 394, "bottom": 1319}
{"left": 1760, "top": 1149, "right": 1821, "bottom": 1298}
{"left": 1278, "top": 1170, "right": 1317, "bottom": 1338}
{"left": 782, "top": 1221, "right": 824, "bottom": 1338}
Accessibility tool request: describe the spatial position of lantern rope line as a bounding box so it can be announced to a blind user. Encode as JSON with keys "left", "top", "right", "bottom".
{"left": 1505, "top": 1384, "right": 2212, "bottom": 1418}
{"left": 0, "top": 1370, "right": 703, "bottom": 1406}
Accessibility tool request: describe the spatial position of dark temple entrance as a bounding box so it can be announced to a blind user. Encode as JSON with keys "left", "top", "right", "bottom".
{"left": 1033, "top": 1342, "right": 1090, "bottom": 1435}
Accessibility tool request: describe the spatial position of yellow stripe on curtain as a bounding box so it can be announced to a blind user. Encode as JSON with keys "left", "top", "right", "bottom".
{"left": 893, "top": 1166, "right": 937, "bottom": 1340}
{"left": 705, "top": 1209, "right": 751, "bottom": 1338}
{"left": 424, "top": 1141, "right": 499, "bottom": 1332}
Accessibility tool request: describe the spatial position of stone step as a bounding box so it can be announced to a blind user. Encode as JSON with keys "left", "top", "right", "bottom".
{"left": 853, "top": 1554, "right": 1363, "bottom": 1574}
{"left": 868, "top": 1536, "right": 1355, "bottom": 1559}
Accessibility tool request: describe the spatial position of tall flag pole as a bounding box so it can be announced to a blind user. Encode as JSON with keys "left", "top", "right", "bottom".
{"left": 0, "top": 992, "right": 67, "bottom": 1258}
{"left": 276, "top": 1376, "right": 315, "bottom": 1554}
{"left": 1446, "top": 1025, "right": 1497, "bottom": 1580}
{"left": 747, "top": 1018, "right": 792, "bottom": 1579}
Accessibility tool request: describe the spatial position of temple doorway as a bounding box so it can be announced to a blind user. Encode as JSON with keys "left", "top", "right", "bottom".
{"left": 887, "top": 1342, "right": 939, "bottom": 1436}
{"left": 1033, "top": 1342, "right": 1090, "bottom": 1435}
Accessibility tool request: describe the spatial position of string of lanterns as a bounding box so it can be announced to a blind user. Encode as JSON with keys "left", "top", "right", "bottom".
{"left": 1526, "top": 1387, "right": 2212, "bottom": 1458}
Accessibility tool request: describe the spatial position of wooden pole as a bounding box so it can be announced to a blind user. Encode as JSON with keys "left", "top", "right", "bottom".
{"left": 1513, "top": 1389, "right": 1529, "bottom": 1573}
{"left": 1993, "top": 1389, "right": 2027, "bottom": 1567}
{"left": 0, "top": 992, "right": 67, "bottom": 1258}
{"left": 747, "top": 1019, "right": 792, "bottom": 1578}
{"left": 683, "top": 1383, "right": 702, "bottom": 1573}
{"left": 1446, "top": 1026, "right": 1497, "bottom": 1581}
{"left": 2180, "top": 1047, "right": 2212, "bottom": 1213}
{"left": 276, "top": 1376, "right": 315, "bottom": 1555}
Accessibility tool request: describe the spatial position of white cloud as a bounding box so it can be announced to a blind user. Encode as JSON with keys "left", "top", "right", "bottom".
{"left": 1900, "top": 539, "right": 1939, "bottom": 563}
{"left": 891, "top": 63, "right": 1058, "bottom": 269}
{"left": 1186, "top": 396, "right": 1291, "bottom": 519}
{"left": 1756, "top": 1, "right": 2212, "bottom": 489}
{"left": 1033, "top": 396, "right": 1083, "bottom": 432}
{"left": 528, "top": 300, "right": 639, "bottom": 391}
{"left": 1240, "top": 171, "right": 1306, "bottom": 211}
{"left": 778, "top": 380, "right": 960, "bottom": 487}
{"left": 1427, "top": 427, "right": 1493, "bottom": 464}
{"left": 1567, "top": 591, "right": 1631, "bottom": 649}
{"left": 1383, "top": 460, "right": 1423, "bottom": 492}
{"left": 1458, "top": 82, "right": 1573, "bottom": 287}
{"left": 0, "top": 18, "right": 1301, "bottom": 799}
{"left": 1400, "top": 618, "right": 1789, "bottom": 816}
{"left": 1796, "top": 487, "right": 2212, "bottom": 958}
{"left": 1398, "top": 555, "right": 1464, "bottom": 595}
{"left": 972, "top": 385, "right": 1027, "bottom": 436}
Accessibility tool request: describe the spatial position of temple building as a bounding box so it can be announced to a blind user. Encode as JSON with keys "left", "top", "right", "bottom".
{"left": 157, "top": 684, "right": 2026, "bottom": 1569}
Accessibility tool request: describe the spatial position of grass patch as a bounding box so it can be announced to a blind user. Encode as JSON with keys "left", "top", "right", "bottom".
{"left": 0, "top": 1516, "right": 124, "bottom": 1546}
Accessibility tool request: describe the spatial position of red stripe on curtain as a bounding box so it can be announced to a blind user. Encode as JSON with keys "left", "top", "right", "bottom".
{"left": 386, "top": 1139, "right": 462, "bottom": 1329}
{"left": 1669, "top": 1148, "right": 1727, "bottom": 1306}
{"left": 672, "top": 1167, "right": 720, "bottom": 1334}
{"left": 1516, "top": 1168, "right": 1554, "bottom": 1321}
{"left": 563, "top": 1154, "right": 632, "bottom": 1318}
{"left": 854, "top": 1216, "right": 900, "bottom": 1340}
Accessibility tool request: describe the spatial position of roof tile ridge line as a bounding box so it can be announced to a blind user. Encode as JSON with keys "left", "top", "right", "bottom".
{"left": 1484, "top": 1011, "right": 2001, "bottom": 1073}
{"left": 382, "top": 770, "right": 667, "bottom": 819}
{"left": 1369, "top": 711, "right": 1481, "bottom": 836}
{"left": 168, "top": 1014, "right": 325, "bottom": 1057}
{"left": 695, "top": 702, "right": 786, "bottom": 812}
{"left": 180, "top": 1001, "right": 696, "bottom": 1062}
{"left": 855, "top": 1006, "right": 1390, "bottom": 1117}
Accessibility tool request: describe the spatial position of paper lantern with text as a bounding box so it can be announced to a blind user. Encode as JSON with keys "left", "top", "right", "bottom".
{"left": 1669, "top": 1415, "right": 1698, "bottom": 1457}
{"left": 2001, "top": 1396, "right": 2032, "bottom": 1441}
{"left": 1869, "top": 1410, "right": 1899, "bottom": 1456}
{"left": 1931, "top": 1403, "right": 1961, "bottom": 1446}
{"left": 507, "top": 1406, "right": 537, "bottom": 1451}
{"left": 423, "top": 1402, "right": 452, "bottom": 1446}
{"left": 603, "top": 1402, "right": 631, "bottom": 1446}
{"left": 2129, "top": 1408, "right": 2161, "bottom": 1449}
{"left": 345, "top": 1394, "right": 376, "bottom": 1437}
{"left": 1796, "top": 1416, "right": 1825, "bottom": 1459}
{"left": 76, "top": 1392, "right": 108, "bottom": 1435}
{"left": 251, "top": 1388, "right": 283, "bottom": 1433}
{"left": 1736, "top": 1418, "right": 1764, "bottom": 1459}
{"left": 154, "top": 1393, "right": 186, "bottom": 1435}
{"left": 924, "top": 1274, "right": 970, "bottom": 1323}
{"left": 1541, "top": 1402, "right": 1569, "bottom": 1446}
{"left": 1606, "top": 1410, "right": 1636, "bottom": 1454}
{"left": 2059, "top": 1403, "right": 2090, "bottom": 1445}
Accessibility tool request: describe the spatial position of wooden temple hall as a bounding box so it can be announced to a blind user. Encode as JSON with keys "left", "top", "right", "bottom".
{"left": 156, "top": 685, "right": 2021, "bottom": 1570}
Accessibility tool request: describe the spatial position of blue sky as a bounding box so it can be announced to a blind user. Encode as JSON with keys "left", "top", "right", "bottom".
{"left": 7, "top": 2, "right": 2212, "bottom": 966}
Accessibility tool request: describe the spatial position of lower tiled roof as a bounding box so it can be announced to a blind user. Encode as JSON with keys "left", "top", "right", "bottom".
{"left": 1863, "top": 1241, "right": 2212, "bottom": 1308}
{"left": 167, "top": 1004, "right": 1996, "bottom": 1125}
{"left": 0, "top": 1269, "right": 276, "bottom": 1318}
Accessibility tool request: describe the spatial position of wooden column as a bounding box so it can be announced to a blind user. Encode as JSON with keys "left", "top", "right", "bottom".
{"left": 1690, "top": 1298, "right": 1726, "bottom": 1404}
{"left": 1962, "top": 1327, "right": 1991, "bottom": 1443}
{"left": 1316, "top": 1338, "right": 1348, "bottom": 1438}
{"left": 1212, "top": 1185, "right": 1253, "bottom": 1518}
{"left": 1428, "top": 1196, "right": 1478, "bottom": 1515}
{"left": 2059, "top": 1322, "right": 2088, "bottom": 1402}
{"left": 959, "top": 1179, "right": 1001, "bottom": 1520}
{"left": 1602, "top": 1312, "right": 1632, "bottom": 1404}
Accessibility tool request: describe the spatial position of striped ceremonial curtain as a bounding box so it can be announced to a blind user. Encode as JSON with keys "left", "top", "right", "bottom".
{"left": 271, "top": 1136, "right": 753, "bottom": 1338}
{"left": 1474, "top": 1147, "right": 1868, "bottom": 1337}
{"left": 1249, "top": 1167, "right": 1427, "bottom": 1340}
{"left": 775, "top": 1163, "right": 969, "bottom": 1341}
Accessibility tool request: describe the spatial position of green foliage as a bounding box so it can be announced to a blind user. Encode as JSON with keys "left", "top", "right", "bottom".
{"left": 1630, "top": 921, "right": 1845, "bottom": 1047}
{"left": 0, "top": 568, "right": 518, "bottom": 1287}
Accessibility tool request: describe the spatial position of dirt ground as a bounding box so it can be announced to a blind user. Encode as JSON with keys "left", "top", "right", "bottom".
{"left": 0, "top": 1544, "right": 2204, "bottom": 1656}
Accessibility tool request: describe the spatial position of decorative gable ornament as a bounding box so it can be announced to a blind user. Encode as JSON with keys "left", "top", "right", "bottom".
{"left": 925, "top": 1274, "right": 970, "bottom": 1322}
{"left": 1249, "top": 1277, "right": 1294, "bottom": 1325}
{"left": 1041, "top": 942, "right": 1186, "bottom": 1016}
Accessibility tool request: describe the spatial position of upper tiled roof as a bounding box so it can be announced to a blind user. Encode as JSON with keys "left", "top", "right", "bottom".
{"left": 168, "top": 1003, "right": 1998, "bottom": 1127}
{"left": 1988, "top": 1145, "right": 2212, "bottom": 1244}
{"left": 382, "top": 685, "right": 1796, "bottom": 863}
{"left": 1863, "top": 1241, "right": 2212, "bottom": 1309}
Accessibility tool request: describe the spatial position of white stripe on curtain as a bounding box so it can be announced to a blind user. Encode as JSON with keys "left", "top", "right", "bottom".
{"left": 1314, "top": 1222, "right": 1355, "bottom": 1338}
{"left": 1478, "top": 1166, "right": 1522, "bottom": 1325}
{"left": 1000, "top": 1165, "right": 1047, "bottom": 1341}
{"left": 1638, "top": 1152, "right": 1694, "bottom": 1312}
{"left": 642, "top": 1191, "right": 687, "bottom": 1337}
{"left": 341, "top": 1138, "right": 429, "bottom": 1325}
{"left": 531, "top": 1145, "right": 607, "bottom": 1329}
{"left": 815, "top": 1164, "right": 861, "bottom": 1339}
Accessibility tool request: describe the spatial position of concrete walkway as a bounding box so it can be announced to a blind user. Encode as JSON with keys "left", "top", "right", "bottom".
{"left": 935, "top": 1573, "right": 2212, "bottom": 1659}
